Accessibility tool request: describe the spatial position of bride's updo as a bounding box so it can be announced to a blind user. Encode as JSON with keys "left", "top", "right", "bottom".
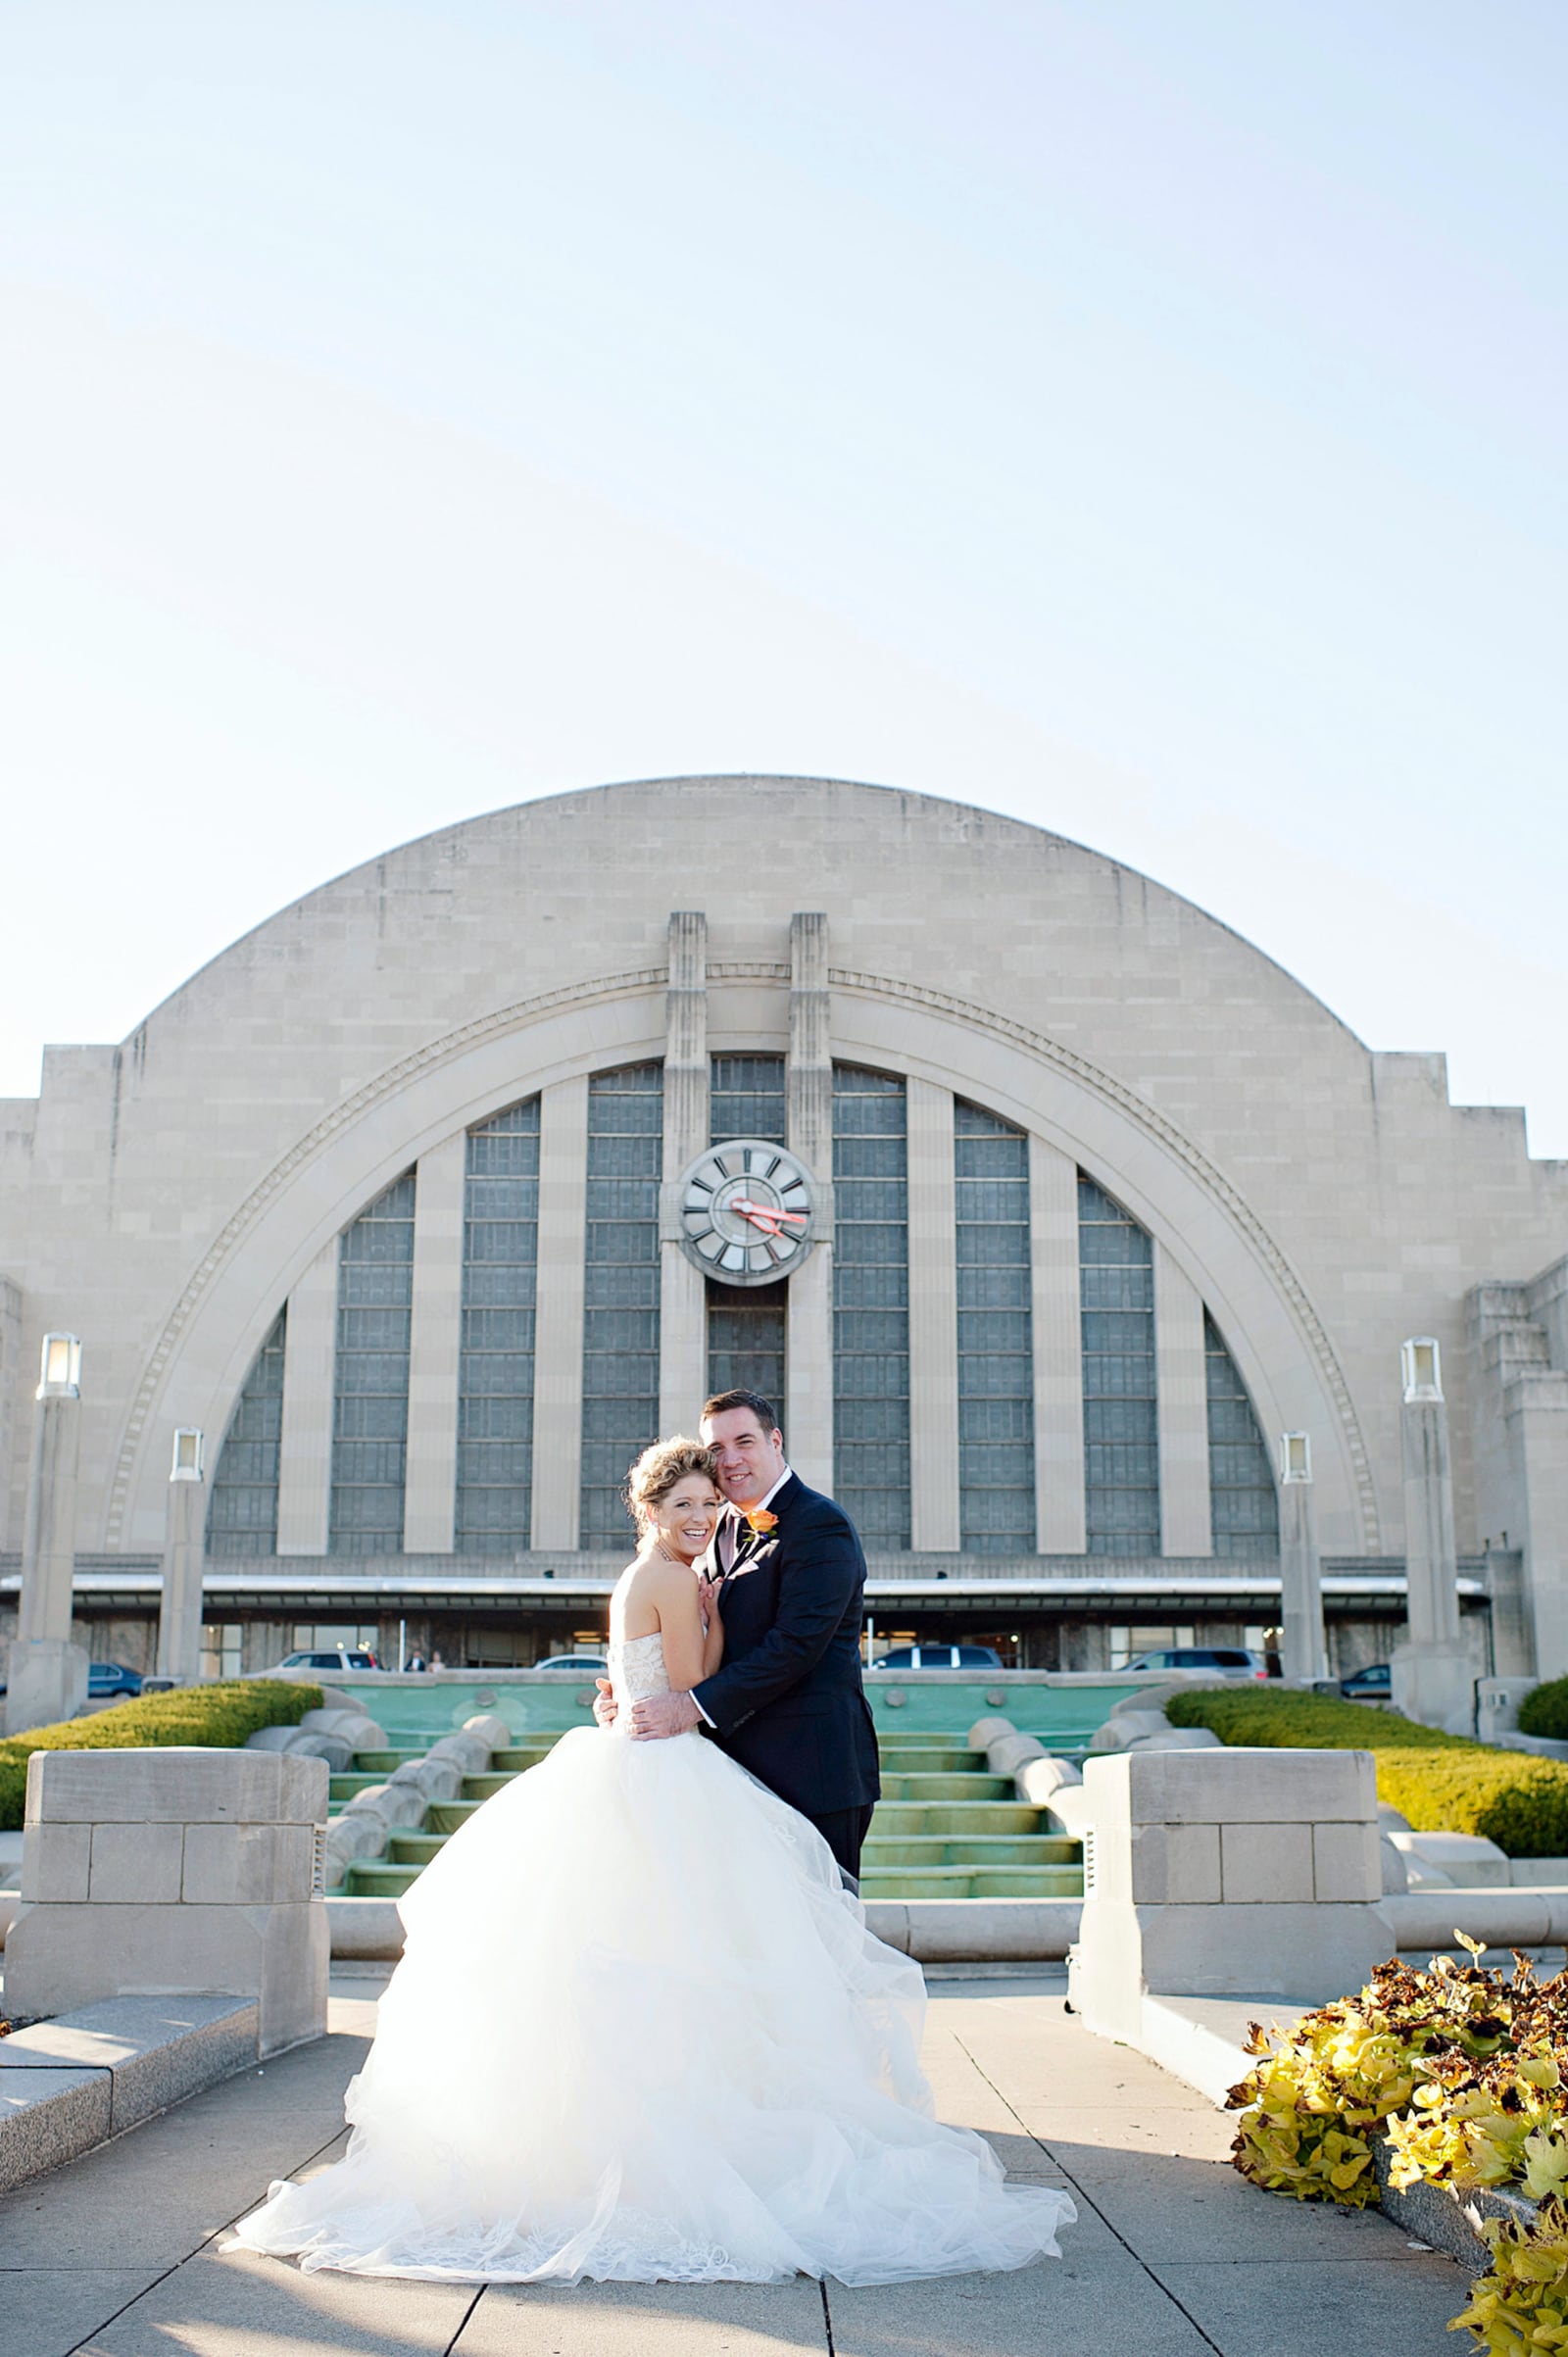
{"left": 623, "top": 1437, "right": 721, "bottom": 1532}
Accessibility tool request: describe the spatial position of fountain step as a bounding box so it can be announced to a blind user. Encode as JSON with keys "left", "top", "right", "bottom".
{"left": 862, "top": 1834, "right": 1078, "bottom": 1868}
{"left": 876, "top": 1772, "right": 1014, "bottom": 1802}
{"left": 876, "top": 1746, "right": 983, "bottom": 1775}
{"left": 860, "top": 1866, "right": 1084, "bottom": 1900}
{"left": 870, "top": 1802, "right": 1043, "bottom": 1837}
{"left": 353, "top": 1748, "right": 427, "bottom": 1774}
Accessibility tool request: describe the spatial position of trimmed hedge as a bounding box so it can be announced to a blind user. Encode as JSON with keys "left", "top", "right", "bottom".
{"left": 1518, "top": 1676, "right": 1568, "bottom": 1742}
{"left": 1165, "top": 1686, "right": 1568, "bottom": 1857}
{"left": 0, "top": 1680, "right": 323, "bottom": 1831}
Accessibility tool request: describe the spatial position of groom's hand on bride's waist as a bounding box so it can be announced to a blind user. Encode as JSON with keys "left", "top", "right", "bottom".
{"left": 629, "top": 1691, "right": 703, "bottom": 1740}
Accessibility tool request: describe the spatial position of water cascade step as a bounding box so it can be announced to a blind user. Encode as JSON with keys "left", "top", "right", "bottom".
{"left": 337, "top": 1723, "right": 1084, "bottom": 1903}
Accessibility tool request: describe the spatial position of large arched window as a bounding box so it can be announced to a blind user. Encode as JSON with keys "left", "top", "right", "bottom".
{"left": 955, "top": 1102, "right": 1035, "bottom": 1553}
{"left": 329, "top": 1171, "right": 416, "bottom": 1554}
{"left": 832, "top": 1064, "right": 910, "bottom": 1547}
{"left": 1077, "top": 1174, "right": 1160, "bottom": 1556}
{"left": 1204, "top": 1313, "right": 1279, "bottom": 1556}
{"left": 579, "top": 1063, "right": 663, "bottom": 1548}
{"left": 457, "top": 1100, "right": 541, "bottom": 1554}
{"left": 206, "top": 1309, "right": 286, "bottom": 1557}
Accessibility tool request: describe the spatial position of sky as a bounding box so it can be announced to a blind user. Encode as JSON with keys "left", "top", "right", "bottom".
{"left": 4, "top": 3, "right": 1565, "bottom": 1152}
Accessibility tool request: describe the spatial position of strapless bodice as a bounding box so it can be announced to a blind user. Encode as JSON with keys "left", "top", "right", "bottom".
{"left": 608, "top": 1631, "right": 671, "bottom": 1710}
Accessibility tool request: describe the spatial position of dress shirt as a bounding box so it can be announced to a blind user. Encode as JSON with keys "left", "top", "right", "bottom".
{"left": 692, "top": 1466, "right": 793, "bottom": 1725}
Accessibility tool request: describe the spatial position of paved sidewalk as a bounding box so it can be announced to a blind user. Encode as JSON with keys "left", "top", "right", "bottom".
{"left": 0, "top": 1971, "right": 1470, "bottom": 2357}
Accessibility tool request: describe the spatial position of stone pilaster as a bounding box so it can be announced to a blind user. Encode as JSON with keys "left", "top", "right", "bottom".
{"left": 5, "top": 1335, "right": 89, "bottom": 1735}
{"left": 786, "top": 912, "right": 835, "bottom": 1490}
{"left": 1153, "top": 1245, "right": 1212, "bottom": 1556}
{"left": 659, "top": 913, "right": 709, "bottom": 1436}
{"left": 274, "top": 1241, "right": 338, "bottom": 1556}
{"left": 156, "top": 1438, "right": 207, "bottom": 1684}
{"left": 1392, "top": 1341, "right": 1473, "bottom": 1732}
{"left": 906, "top": 1078, "right": 959, "bottom": 1552}
{"left": 0, "top": 1278, "right": 21, "bottom": 1552}
{"left": 1029, "top": 1136, "right": 1086, "bottom": 1553}
{"left": 529, "top": 1074, "right": 590, "bottom": 1550}
{"left": 1506, "top": 1371, "right": 1568, "bottom": 1680}
{"left": 1279, "top": 1459, "right": 1326, "bottom": 1682}
{"left": 403, "top": 1133, "right": 466, "bottom": 1553}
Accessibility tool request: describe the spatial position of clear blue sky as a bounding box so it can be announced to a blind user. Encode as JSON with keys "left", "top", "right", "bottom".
{"left": 5, "top": 4, "right": 1565, "bottom": 1151}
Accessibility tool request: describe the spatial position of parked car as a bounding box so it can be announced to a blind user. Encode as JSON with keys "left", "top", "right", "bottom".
{"left": 86, "top": 1660, "right": 144, "bottom": 1700}
{"left": 534, "top": 1653, "right": 609, "bottom": 1675}
{"left": 868, "top": 1645, "right": 1004, "bottom": 1671}
{"left": 1120, "top": 1646, "right": 1274, "bottom": 1680}
{"left": 1340, "top": 1660, "right": 1393, "bottom": 1701}
{"left": 271, "top": 1648, "right": 380, "bottom": 1673}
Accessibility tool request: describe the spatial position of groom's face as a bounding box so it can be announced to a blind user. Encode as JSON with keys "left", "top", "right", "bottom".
{"left": 701, "top": 1408, "right": 786, "bottom": 1506}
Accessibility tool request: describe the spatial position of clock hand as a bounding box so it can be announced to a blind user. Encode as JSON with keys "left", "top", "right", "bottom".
{"left": 728, "top": 1197, "right": 808, "bottom": 1231}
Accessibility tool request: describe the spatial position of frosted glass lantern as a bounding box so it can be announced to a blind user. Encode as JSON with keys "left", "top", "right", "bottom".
{"left": 1279, "top": 1432, "right": 1312, "bottom": 1485}
{"left": 37, "top": 1332, "right": 81, "bottom": 1399}
{"left": 1401, "top": 1338, "right": 1443, "bottom": 1403}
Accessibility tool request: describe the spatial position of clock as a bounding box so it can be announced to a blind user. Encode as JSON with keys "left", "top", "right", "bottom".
{"left": 677, "top": 1139, "right": 816, "bottom": 1285}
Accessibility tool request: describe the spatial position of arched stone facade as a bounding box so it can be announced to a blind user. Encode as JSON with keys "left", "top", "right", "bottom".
{"left": 3, "top": 777, "right": 1565, "bottom": 1676}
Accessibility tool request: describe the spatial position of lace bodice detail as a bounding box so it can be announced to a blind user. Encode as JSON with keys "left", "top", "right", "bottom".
{"left": 607, "top": 1631, "right": 672, "bottom": 1708}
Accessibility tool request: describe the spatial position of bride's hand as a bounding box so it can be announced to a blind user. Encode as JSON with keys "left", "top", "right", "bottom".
{"left": 696, "top": 1575, "right": 723, "bottom": 1626}
{"left": 592, "top": 1678, "right": 617, "bottom": 1729}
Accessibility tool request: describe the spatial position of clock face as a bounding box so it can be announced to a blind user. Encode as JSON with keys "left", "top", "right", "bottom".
{"left": 678, "top": 1139, "right": 816, "bottom": 1285}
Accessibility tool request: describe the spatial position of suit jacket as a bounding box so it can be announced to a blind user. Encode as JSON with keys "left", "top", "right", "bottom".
{"left": 691, "top": 1474, "right": 881, "bottom": 1820}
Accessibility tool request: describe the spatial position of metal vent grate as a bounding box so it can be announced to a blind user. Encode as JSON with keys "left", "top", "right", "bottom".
{"left": 311, "top": 1823, "right": 328, "bottom": 1899}
{"left": 1081, "top": 1827, "right": 1097, "bottom": 1893}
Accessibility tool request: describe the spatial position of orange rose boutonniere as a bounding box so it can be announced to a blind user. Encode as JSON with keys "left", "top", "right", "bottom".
{"left": 744, "top": 1505, "right": 779, "bottom": 1536}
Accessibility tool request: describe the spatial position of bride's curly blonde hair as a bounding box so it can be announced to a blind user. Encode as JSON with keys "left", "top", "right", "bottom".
{"left": 623, "top": 1437, "right": 722, "bottom": 1530}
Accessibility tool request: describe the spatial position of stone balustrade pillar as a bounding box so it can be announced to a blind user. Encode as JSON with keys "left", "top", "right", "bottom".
{"left": 7, "top": 1747, "right": 329, "bottom": 2056}
{"left": 1392, "top": 1338, "right": 1474, "bottom": 1734}
{"left": 1068, "top": 1746, "right": 1388, "bottom": 2041}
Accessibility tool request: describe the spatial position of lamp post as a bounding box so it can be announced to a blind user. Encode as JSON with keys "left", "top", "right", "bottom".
{"left": 5, "top": 1333, "right": 90, "bottom": 1735}
{"left": 1391, "top": 1337, "right": 1473, "bottom": 1734}
{"left": 155, "top": 1427, "right": 207, "bottom": 1686}
{"left": 1278, "top": 1433, "right": 1326, "bottom": 1683}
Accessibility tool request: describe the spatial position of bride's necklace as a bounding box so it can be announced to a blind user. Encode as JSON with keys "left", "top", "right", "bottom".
{"left": 650, "top": 1540, "right": 697, "bottom": 1570}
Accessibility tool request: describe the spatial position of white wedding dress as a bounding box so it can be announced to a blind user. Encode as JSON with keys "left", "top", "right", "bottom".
{"left": 233, "top": 1633, "right": 1075, "bottom": 2284}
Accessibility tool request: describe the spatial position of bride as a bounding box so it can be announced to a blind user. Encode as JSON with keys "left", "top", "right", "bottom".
{"left": 233, "top": 1438, "right": 1074, "bottom": 2284}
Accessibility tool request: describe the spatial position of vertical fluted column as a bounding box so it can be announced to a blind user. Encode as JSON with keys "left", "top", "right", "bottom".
{"left": 659, "top": 913, "right": 709, "bottom": 1436}
{"left": 6, "top": 1334, "right": 88, "bottom": 1735}
{"left": 1392, "top": 1339, "right": 1473, "bottom": 1731}
{"left": 787, "top": 912, "right": 834, "bottom": 1490}
{"left": 1278, "top": 1436, "right": 1326, "bottom": 1682}
{"left": 1153, "top": 1244, "right": 1212, "bottom": 1556}
{"left": 156, "top": 1428, "right": 207, "bottom": 1684}
{"left": 403, "top": 1133, "right": 466, "bottom": 1553}
{"left": 529, "top": 1074, "right": 590, "bottom": 1549}
{"left": 1030, "top": 1137, "right": 1087, "bottom": 1553}
{"left": 275, "top": 1241, "right": 338, "bottom": 1555}
{"left": 0, "top": 1279, "right": 22, "bottom": 1553}
{"left": 906, "top": 1079, "right": 959, "bottom": 1551}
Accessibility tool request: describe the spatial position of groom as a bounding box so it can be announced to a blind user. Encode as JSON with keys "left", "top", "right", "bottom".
{"left": 621, "top": 1388, "right": 881, "bottom": 1883}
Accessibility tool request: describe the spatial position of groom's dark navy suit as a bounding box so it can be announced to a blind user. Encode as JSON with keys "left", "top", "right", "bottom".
{"left": 691, "top": 1473, "right": 881, "bottom": 1879}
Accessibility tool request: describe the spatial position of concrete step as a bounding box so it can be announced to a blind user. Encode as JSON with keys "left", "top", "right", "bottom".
{"left": 329, "top": 1771, "right": 389, "bottom": 1802}
{"left": 353, "top": 1748, "right": 426, "bottom": 1774}
{"left": 862, "top": 1834, "right": 1079, "bottom": 1867}
{"left": 877, "top": 1772, "right": 1015, "bottom": 1801}
{"left": 462, "top": 1772, "right": 516, "bottom": 1801}
{"left": 871, "top": 1801, "right": 1043, "bottom": 1836}
{"left": 492, "top": 1745, "right": 559, "bottom": 1773}
{"left": 425, "top": 1798, "right": 482, "bottom": 1835}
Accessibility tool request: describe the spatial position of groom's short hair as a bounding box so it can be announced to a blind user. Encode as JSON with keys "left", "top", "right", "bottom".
{"left": 701, "top": 1387, "right": 781, "bottom": 1436}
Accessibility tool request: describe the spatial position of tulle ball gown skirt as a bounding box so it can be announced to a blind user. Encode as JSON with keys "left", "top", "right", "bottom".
{"left": 234, "top": 1725, "right": 1075, "bottom": 2284}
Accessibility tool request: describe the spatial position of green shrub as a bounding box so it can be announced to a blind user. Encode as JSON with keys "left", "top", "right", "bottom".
{"left": 1518, "top": 1677, "right": 1568, "bottom": 1742}
{"left": 0, "top": 1680, "right": 322, "bottom": 1832}
{"left": 1165, "top": 1686, "right": 1568, "bottom": 1857}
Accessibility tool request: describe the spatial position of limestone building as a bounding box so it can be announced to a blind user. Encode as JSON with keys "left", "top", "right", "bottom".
{"left": 2, "top": 777, "right": 1565, "bottom": 1678}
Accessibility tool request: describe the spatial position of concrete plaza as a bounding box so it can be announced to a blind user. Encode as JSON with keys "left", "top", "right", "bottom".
{"left": 0, "top": 1967, "right": 1472, "bottom": 2357}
